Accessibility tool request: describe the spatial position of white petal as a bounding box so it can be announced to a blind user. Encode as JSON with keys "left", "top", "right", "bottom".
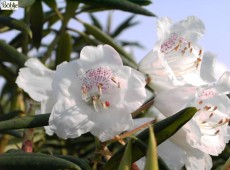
{"left": 44, "top": 126, "right": 54, "bottom": 136}
{"left": 171, "top": 16, "right": 205, "bottom": 42}
{"left": 170, "top": 133, "right": 212, "bottom": 170}
{"left": 185, "top": 149, "right": 212, "bottom": 170}
{"left": 52, "top": 61, "right": 82, "bottom": 100}
{"left": 154, "top": 86, "right": 196, "bottom": 117}
{"left": 16, "top": 58, "right": 54, "bottom": 102}
{"left": 133, "top": 118, "right": 154, "bottom": 129}
{"left": 49, "top": 98, "right": 94, "bottom": 139}
{"left": 200, "top": 52, "right": 216, "bottom": 82}
{"left": 118, "top": 67, "right": 146, "bottom": 113}
{"left": 80, "top": 45, "right": 123, "bottom": 66}
{"left": 215, "top": 71, "right": 230, "bottom": 93}
{"left": 138, "top": 50, "right": 180, "bottom": 92}
{"left": 135, "top": 157, "right": 146, "bottom": 170}
{"left": 41, "top": 95, "right": 56, "bottom": 113}
{"left": 158, "top": 140, "right": 186, "bottom": 170}
{"left": 90, "top": 108, "right": 133, "bottom": 142}
{"left": 156, "top": 17, "right": 172, "bottom": 41}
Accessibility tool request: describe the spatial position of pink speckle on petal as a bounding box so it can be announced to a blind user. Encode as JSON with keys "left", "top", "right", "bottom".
{"left": 199, "top": 88, "right": 217, "bottom": 100}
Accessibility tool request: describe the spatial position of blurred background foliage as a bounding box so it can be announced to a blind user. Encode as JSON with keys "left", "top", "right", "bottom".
{"left": 0, "top": 0, "right": 229, "bottom": 169}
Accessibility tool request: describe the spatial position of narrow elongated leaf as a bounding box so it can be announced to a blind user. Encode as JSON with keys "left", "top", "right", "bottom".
{"left": 0, "top": 111, "right": 23, "bottom": 121}
{"left": 221, "top": 157, "right": 230, "bottom": 170}
{"left": 111, "top": 15, "right": 138, "bottom": 38}
{"left": 0, "top": 152, "right": 81, "bottom": 170}
{"left": 43, "top": 0, "right": 63, "bottom": 20}
{"left": 79, "top": 19, "right": 137, "bottom": 68}
{"left": 56, "top": 31, "right": 72, "bottom": 65}
{"left": 0, "top": 16, "right": 32, "bottom": 38}
{"left": 89, "top": 14, "right": 103, "bottom": 30}
{"left": 0, "top": 40, "right": 28, "bottom": 67}
{"left": 64, "top": 0, "right": 79, "bottom": 22}
{"left": 29, "top": 0, "right": 43, "bottom": 48}
{"left": 78, "top": 0, "right": 156, "bottom": 16}
{"left": 118, "top": 140, "right": 133, "bottom": 170}
{"left": 128, "top": 0, "right": 152, "bottom": 6}
{"left": 104, "top": 107, "right": 197, "bottom": 170}
{"left": 56, "top": 155, "right": 92, "bottom": 170}
{"left": 0, "top": 63, "right": 15, "bottom": 82}
{"left": 18, "top": 0, "right": 35, "bottom": 7}
{"left": 144, "top": 126, "right": 158, "bottom": 170}
{"left": 0, "top": 113, "right": 50, "bottom": 131}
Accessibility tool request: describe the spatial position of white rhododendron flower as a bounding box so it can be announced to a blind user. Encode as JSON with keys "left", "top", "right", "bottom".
{"left": 139, "top": 16, "right": 213, "bottom": 92}
{"left": 18, "top": 44, "right": 145, "bottom": 142}
{"left": 16, "top": 58, "right": 55, "bottom": 135}
{"left": 16, "top": 45, "right": 146, "bottom": 141}
{"left": 154, "top": 72, "right": 230, "bottom": 156}
{"left": 133, "top": 115, "right": 212, "bottom": 170}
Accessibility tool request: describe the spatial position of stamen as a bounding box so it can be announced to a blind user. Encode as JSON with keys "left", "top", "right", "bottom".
{"left": 213, "top": 106, "right": 218, "bottom": 111}
{"left": 98, "top": 83, "right": 103, "bottom": 95}
{"left": 195, "top": 57, "right": 202, "bottom": 68}
{"left": 93, "top": 96, "right": 99, "bottom": 112}
{"left": 82, "top": 86, "right": 88, "bottom": 101}
{"left": 190, "top": 48, "right": 193, "bottom": 53}
{"left": 111, "top": 76, "right": 120, "bottom": 88}
{"left": 199, "top": 49, "right": 202, "bottom": 56}
{"left": 209, "top": 113, "right": 214, "bottom": 118}
{"left": 214, "top": 130, "right": 220, "bottom": 135}
{"left": 203, "top": 106, "right": 211, "bottom": 110}
{"left": 198, "top": 100, "right": 203, "bottom": 105}
{"left": 174, "top": 44, "right": 180, "bottom": 51}
{"left": 218, "top": 118, "right": 229, "bottom": 125}
{"left": 105, "top": 101, "right": 110, "bottom": 107}
{"left": 111, "top": 77, "right": 117, "bottom": 83}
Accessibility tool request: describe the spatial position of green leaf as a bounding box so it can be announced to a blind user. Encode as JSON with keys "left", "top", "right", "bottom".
{"left": 118, "top": 140, "right": 133, "bottom": 170}
{"left": 111, "top": 15, "right": 139, "bottom": 38}
{"left": 0, "top": 63, "right": 16, "bottom": 82}
{"left": 78, "top": 19, "right": 137, "bottom": 68}
{"left": 56, "top": 155, "right": 92, "bottom": 170}
{"left": 43, "top": 0, "right": 63, "bottom": 20}
{"left": 0, "top": 152, "right": 81, "bottom": 170}
{"left": 144, "top": 126, "right": 158, "bottom": 170}
{"left": 0, "top": 40, "right": 28, "bottom": 67}
{"left": 0, "top": 111, "right": 23, "bottom": 121}
{"left": 89, "top": 14, "right": 103, "bottom": 30}
{"left": 18, "top": 0, "right": 35, "bottom": 7}
{"left": 104, "top": 107, "right": 197, "bottom": 170}
{"left": 64, "top": 0, "right": 79, "bottom": 23}
{"left": 221, "top": 157, "right": 230, "bottom": 170}
{"left": 158, "top": 156, "right": 170, "bottom": 170}
{"left": 0, "top": 16, "right": 32, "bottom": 38}
{"left": 0, "top": 113, "right": 50, "bottom": 131}
{"left": 56, "top": 31, "right": 72, "bottom": 65}
{"left": 128, "top": 0, "right": 152, "bottom": 6}
{"left": 29, "top": 0, "right": 43, "bottom": 48}
{"left": 79, "top": 0, "right": 156, "bottom": 16}
{"left": 9, "top": 33, "right": 24, "bottom": 48}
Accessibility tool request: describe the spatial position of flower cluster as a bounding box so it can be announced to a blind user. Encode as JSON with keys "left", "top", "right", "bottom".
{"left": 16, "top": 16, "right": 230, "bottom": 170}
{"left": 138, "top": 16, "right": 230, "bottom": 170}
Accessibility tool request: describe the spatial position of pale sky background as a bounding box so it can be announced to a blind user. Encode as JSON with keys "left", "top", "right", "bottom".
{"left": 0, "top": 0, "right": 230, "bottom": 73}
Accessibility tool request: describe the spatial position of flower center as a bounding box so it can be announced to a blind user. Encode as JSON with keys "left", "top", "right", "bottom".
{"left": 78, "top": 66, "right": 120, "bottom": 112}
{"left": 160, "top": 33, "right": 202, "bottom": 74}
{"left": 195, "top": 89, "right": 229, "bottom": 136}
